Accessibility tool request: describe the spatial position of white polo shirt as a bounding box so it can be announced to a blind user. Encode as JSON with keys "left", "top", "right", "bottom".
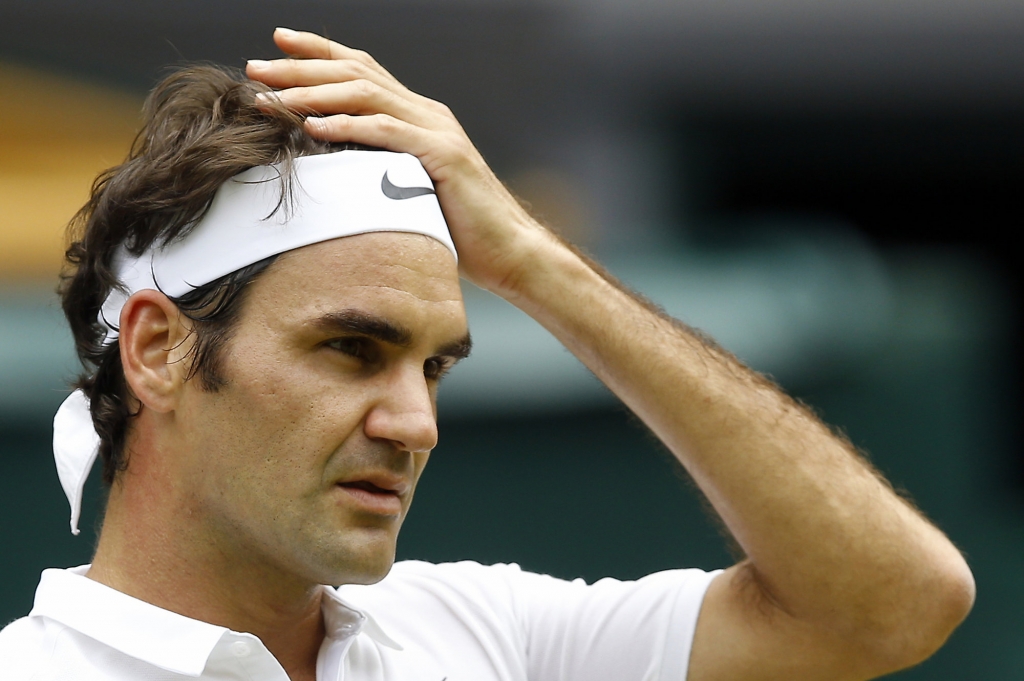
{"left": 0, "top": 560, "right": 719, "bottom": 681}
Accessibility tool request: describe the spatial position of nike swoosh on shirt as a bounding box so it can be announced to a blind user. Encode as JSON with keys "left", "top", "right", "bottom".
{"left": 381, "top": 171, "right": 436, "bottom": 200}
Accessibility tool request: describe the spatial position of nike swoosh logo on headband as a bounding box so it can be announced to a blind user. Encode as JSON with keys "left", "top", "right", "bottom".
{"left": 381, "top": 171, "right": 436, "bottom": 200}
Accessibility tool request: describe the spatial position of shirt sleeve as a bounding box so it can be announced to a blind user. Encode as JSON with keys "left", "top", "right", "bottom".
{"left": 342, "top": 560, "right": 720, "bottom": 681}
{"left": 499, "top": 564, "right": 721, "bottom": 681}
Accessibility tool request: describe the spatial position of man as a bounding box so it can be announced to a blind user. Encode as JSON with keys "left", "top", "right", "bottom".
{"left": 1, "top": 27, "right": 973, "bottom": 681}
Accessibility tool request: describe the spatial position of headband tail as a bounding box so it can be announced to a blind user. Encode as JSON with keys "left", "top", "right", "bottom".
{"left": 53, "top": 390, "right": 101, "bottom": 535}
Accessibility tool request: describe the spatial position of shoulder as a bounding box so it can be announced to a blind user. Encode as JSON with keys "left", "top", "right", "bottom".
{"left": 0, "top": 616, "right": 51, "bottom": 680}
{"left": 373, "top": 559, "right": 717, "bottom": 598}
{"left": 342, "top": 559, "right": 718, "bottom": 626}
{"left": 339, "top": 561, "right": 540, "bottom": 645}
{"left": 347, "top": 559, "right": 718, "bottom": 601}
{"left": 339, "top": 561, "right": 544, "bottom": 676}
{"left": 339, "top": 561, "right": 721, "bottom": 681}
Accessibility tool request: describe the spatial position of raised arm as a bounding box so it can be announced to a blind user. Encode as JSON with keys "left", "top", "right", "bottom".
{"left": 248, "top": 28, "right": 975, "bottom": 680}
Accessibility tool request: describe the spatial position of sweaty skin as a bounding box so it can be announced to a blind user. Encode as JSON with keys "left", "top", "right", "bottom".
{"left": 243, "top": 28, "right": 975, "bottom": 681}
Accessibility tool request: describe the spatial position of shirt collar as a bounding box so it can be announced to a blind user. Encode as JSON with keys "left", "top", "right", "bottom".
{"left": 321, "top": 584, "right": 403, "bottom": 651}
{"left": 29, "top": 565, "right": 401, "bottom": 677}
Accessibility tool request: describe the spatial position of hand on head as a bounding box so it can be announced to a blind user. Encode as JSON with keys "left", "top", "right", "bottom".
{"left": 246, "top": 27, "right": 559, "bottom": 298}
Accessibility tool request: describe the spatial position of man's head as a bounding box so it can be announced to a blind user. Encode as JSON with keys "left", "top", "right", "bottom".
{"left": 61, "top": 65, "right": 331, "bottom": 485}
{"left": 60, "top": 66, "right": 469, "bottom": 584}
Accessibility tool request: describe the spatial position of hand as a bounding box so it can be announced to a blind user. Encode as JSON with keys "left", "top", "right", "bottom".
{"left": 246, "top": 27, "right": 559, "bottom": 297}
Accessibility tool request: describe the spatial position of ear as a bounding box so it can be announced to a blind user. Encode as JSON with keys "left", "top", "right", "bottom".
{"left": 119, "top": 290, "right": 195, "bottom": 413}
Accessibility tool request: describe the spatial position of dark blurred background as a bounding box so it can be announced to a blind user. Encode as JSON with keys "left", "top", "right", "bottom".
{"left": 1, "top": 1, "right": 1022, "bottom": 677}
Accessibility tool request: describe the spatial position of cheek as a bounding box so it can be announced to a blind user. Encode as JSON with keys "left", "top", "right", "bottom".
{"left": 200, "top": 348, "right": 373, "bottom": 474}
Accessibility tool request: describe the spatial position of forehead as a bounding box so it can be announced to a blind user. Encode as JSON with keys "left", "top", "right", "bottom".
{"left": 246, "top": 231, "right": 465, "bottom": 330}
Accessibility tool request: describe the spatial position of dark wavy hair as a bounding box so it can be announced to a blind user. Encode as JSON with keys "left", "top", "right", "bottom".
{"left": 59, "top": 65, "right": 332, "bottom": 484}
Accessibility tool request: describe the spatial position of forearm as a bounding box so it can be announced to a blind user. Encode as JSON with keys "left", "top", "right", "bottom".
{"left": 501, "top": 227, "right": 974, "bottom": 661}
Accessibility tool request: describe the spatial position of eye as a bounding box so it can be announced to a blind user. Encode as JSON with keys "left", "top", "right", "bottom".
{"left": 326, "top": 337, "right": 379, "bottom": 363}
{"left": 424, "top": 357, "right": 453, "bottom": 381}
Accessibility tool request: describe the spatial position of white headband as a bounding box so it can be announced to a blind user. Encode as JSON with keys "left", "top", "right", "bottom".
{"left": 54, "top": 149, "right": 456, "bottom": 534}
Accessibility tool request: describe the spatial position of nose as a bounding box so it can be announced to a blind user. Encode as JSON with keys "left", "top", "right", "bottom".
{"left": 363, "top": 364, "right": 439, "bottom": 453}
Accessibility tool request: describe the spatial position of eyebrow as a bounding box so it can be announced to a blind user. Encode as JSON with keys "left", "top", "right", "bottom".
{"left": 313, "top": 309, "right": 473, "bottom": 360}
{"left": 437, "top": 334, "right": 473, "bottom": 361}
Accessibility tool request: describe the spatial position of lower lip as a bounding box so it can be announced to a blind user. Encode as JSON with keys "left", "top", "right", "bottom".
{"left": 336, "top": 485, "right": 403, "bottom": 516}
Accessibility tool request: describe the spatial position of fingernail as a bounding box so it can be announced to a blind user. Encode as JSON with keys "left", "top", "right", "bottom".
{"left": 306, "top": 116, "right": 325, "bottom": 129}
{"left": 247, "top": 59, "right": 271, "bottom": 70}
{"left": 275, "top": 27, "right": 298, "bottom": 37}
{"left": 254, "top": 92, "right": 279, "bottom": 105}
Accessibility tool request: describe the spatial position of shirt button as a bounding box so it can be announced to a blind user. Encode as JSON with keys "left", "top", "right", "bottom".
{"left": 231, "top": 641, "right": 252, "bottom": 657}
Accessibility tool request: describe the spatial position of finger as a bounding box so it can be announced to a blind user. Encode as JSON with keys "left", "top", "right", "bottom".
{"left": 247, "top": 57, "right": 402, "bottom": 93}
{"left": 273, "top": 27, "right": 378, "bottom": 68}
{"left": 275, "top": 80, "right": 448, "bottom": 130}
{"left": 249, "top": 60, "right": 456, "bottom": 128}
{"left": 305, "top": 114, "right": 443, "bottom": 161}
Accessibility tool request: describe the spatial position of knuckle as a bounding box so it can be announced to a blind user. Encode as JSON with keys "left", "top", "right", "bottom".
{"left": 437, "top": 129, "right": 461, "bottom": 146}
{"left": 443, "top": 132, "right": 475, "bottom": 161}
{"left": 375, "top": 114, "right": 399, "bottom": 133}
{"left": 352, "top": 78, "right": 377, "bottom": 100}
{"left": 326, "top": 60, "right": 360, "bottom": 85}
{"left": 352, "top": 49, "right": 377, "bottom": 66}
{"left": 432, "top": 101, "right": 454, "bottom": 118}
{"left": 451, "top": 136, "right": 472, "bottom": 157}
{"left": 345, "top": 59, "right": 371, "bottom": 78}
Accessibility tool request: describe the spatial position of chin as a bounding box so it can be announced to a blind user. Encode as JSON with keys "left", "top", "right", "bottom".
{"left": 305, "top": 533, "right": 399, "bottom": 587}
{"left": 322, "top": 556, "right": 395, "bottom": 587}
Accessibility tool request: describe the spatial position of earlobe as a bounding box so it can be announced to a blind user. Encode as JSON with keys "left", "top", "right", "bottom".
{"left": 119, "top": 290, "right": 193, "bottom": 413}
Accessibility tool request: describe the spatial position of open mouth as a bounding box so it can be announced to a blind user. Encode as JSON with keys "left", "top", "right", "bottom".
{"left": 335, "top": 478, "right": 405, "bottom": 516}
{"left": 338, "top": 480, "right": 397, "bottom": 495}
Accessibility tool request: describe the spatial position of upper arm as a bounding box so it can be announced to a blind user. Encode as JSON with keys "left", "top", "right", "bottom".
{"left": 688, "top": 563, "right": 882, "bottom": 681}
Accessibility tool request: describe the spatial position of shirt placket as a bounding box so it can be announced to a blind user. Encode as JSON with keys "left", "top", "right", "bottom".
{"left": 319, "top": 611, "right": 366, "bottom": 681}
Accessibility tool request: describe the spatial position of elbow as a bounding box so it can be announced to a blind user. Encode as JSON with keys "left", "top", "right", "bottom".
{"left": 863, "top": 551, "right": 976, "bottom": 675}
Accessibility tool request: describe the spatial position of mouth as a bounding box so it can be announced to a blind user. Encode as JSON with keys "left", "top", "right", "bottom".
{"left": 339, "top": 479, "right": 398, "bottom": 495}
{"left": 335, "top": 475, "right": 408, "bottom": 516}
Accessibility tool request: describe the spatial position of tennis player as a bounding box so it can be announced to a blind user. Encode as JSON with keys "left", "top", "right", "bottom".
{"left": 1, "top": 27, "right": 973, "bottom": 681}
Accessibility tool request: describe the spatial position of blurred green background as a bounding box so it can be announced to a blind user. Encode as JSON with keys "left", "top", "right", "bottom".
{"left": 2, "top": 1, "right": 1023, "bottom": 678}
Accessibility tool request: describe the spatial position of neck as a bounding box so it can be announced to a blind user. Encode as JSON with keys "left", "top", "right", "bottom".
{"left": 88, "top": 441, "right": 326, "bottom": 680}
